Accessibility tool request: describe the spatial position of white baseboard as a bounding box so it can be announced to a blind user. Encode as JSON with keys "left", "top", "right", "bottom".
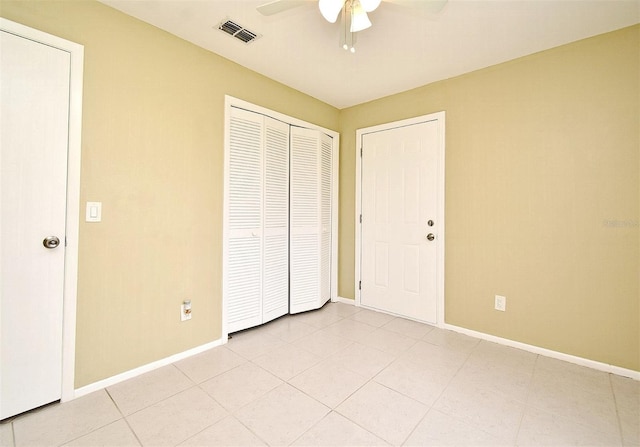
{"left": 71, "top": 338, "right": 225, "bottom": 400}
{"left": 70, "top": 305, "right": 638, "bottom": 402}
{"left": 444, "top": 323, "right": 640, "bottom": 381}
{"left": 334, "top": 297, "right": 638, "bottom": 380}
{"left": 335, "top": 296, "right": 355, "bottom": 304}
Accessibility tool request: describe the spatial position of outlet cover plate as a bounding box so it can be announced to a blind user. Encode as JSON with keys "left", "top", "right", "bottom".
{"left": 180, "top": 304, "right": 192, "bottom": 321}
{"left": 495, "top": 295, "right": 506, "bottom": 312}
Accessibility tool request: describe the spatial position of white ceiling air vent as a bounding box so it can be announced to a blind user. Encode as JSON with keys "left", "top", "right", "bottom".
{"left": 217, "top": 19, "right": 262, "bottom": 44}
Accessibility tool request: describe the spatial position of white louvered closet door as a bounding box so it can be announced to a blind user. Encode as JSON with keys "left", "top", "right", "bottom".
{"left": 290, "top": 126, "right": 332, "bottom": 313}
{"left": 262, "top": 116, "right": 290, "bottom": 323}
{"left": 320, "top": 133, "right": 332, "bottom": 306}
{"left": 226, "top": 108, "right": 290, "bottom": 332}
{"left": 227, "top": 108, "right": 263, "bottom": 332}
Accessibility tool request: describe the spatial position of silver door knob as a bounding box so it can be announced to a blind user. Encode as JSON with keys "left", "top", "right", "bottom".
{"left": 43, "top": 236, "right": 60, "bottom": 249}
{"left": 426, "top": 233, "right": 435, "bottom": 241}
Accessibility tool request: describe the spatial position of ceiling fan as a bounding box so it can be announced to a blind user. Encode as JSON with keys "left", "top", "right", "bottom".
{"left": 257, "top": 0, "right": 448, "bottom": 52}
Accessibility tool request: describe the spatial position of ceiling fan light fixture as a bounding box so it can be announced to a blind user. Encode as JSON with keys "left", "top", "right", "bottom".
{"left": 359, "top": 0, "right": 381, "bottom": 12}
{"left": 350, "top": 1, "right": 372, "bottom": 32}
{"left": 319, "top": 0, "right": 344, "bottom": 23}
{"left": 340, "top": 5, "right": 357, "bottom": 53}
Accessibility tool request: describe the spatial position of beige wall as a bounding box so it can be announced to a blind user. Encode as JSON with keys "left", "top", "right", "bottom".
{"left": 1, "top": 0, "right": 638, "bottom": 387}
{"left": 1, "top": 0, "right": 340, "bottom": 387}
{"left": 339, "top": 25, "right": 639, "bottom": 371}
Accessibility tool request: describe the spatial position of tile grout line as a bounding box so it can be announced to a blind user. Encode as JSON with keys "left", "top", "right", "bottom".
{"left": 231, "top": 412, "right": 272, "bottom": 446}
{"left": 173, "top": 396, "right": 231, "bottom": 447}
{"left": 403, "top": 335, "right": 481, "bottom": 445}
{"left": 55, "top": 390, "right": 136, "bottom": 447}
{"left": 608, "top": 372, "right": 626, "bottom": 446}
{"left": 13, "top": 304, "right": 634, "bottom": 446}
{"left": 525, "top": 358, "right": 626, "bottom": 444}
{"left": 327, "top": 409, "right": 391, "bottom": 446}
{"left": 288, "top": 410, "right": 334, "bottom": 446}
{"left": 398, "top": 337, "right": 492, "bottom": 446}
{"left": 211, "top": 315, "right": 428, "bottom": 444}
{"left": 511, "top": 352, "right": 541, "bottom": 447}
{"left": 371, "top": 336, "right": 431, "bottom": 447}
{"left": 340, "top": 329, "right": 473, "bottom": 446}
{"left": 104, "top": 387, "right": 145, "bottom": 447}
{"left": 230, "top": 308, "right": 392, "bottom": 445}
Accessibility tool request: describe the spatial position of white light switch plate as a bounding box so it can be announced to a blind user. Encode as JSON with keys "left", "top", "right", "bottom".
{"left": 86, "top": 202, "right": 102, "bottom": 222}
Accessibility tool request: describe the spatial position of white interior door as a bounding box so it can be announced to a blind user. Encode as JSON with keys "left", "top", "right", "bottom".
{"left": 360, "top": 120, "right": 441, "bottom": 323}
{"left": 1, "top": 30, "right": 71, "bottom": 419}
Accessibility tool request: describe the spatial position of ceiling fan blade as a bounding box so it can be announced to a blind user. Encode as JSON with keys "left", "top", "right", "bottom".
{"left": 384, "top": 0, "right": 448, "bottom": 14}
{"left": 257, "top": 0, "right": 311, "bottom": 16}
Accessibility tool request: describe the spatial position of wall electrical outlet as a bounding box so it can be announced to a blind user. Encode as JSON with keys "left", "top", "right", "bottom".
{"left": 181, "top": 300, "right": 192, "bottom": 321}
{"left": 495, "top": 295, "right": 506, "bottom": 312}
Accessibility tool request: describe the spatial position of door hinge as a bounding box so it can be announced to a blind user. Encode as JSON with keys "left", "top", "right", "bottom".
{"left": 360, "top": 147, "right": 363, "bottom": 157}
{"left": 359, "top": 214, "right": 362, "bottom": 224}
{"left": 359, "top": 281, "right": 362, "bottom": 290}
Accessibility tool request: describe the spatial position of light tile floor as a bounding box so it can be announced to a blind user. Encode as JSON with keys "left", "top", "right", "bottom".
{"left": 1, "top": 302, "right": 638, "bottom": 446}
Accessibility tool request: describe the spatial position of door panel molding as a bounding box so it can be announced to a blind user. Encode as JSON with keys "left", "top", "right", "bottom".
{"left": 0, "top": 18, "right": 84, "bottom": 404}
{"left": 355, "top": 112, "right": 445, "bottom": 326}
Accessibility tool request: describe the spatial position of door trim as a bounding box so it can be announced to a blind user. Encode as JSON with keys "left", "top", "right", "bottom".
{"left": 0, "top": 18, "right": 84, "bottom": 402}
{"left": 355, "top": 112, "right": 445, "bottom": 326}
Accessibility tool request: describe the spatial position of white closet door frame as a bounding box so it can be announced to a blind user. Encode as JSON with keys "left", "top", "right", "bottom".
{"left": 0, "top": 18, "right": 84, "bottom": 402}
{"left": 355, "top": 112, "right": 445, "bottom": 327}
{"left": 222, "top": 96, "right": 339, "bottom": 341}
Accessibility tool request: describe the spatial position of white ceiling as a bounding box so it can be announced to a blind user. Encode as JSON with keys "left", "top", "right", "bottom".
{"left": 99, "top": 0, "right": 639, "bottom": 109}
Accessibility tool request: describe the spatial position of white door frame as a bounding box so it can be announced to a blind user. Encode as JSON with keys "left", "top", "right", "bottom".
{"left": 355, "top": 112, "right": 445, "bottom": 326}
{"left": 0, "top": 18, "right": 84, "bottom": 402}
{"left": 222, "top": 96, "right": 340, "bottom": 341}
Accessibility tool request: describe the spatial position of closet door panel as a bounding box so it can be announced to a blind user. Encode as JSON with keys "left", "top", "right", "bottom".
{"left": 227, "top": 108, "right": 263, "bottom": 332}
{"left": 227, "top": 238, "right": 262, "bottom": 331}
{"left": 320, "top": 133, "right": 333, "bottom": 304}
{"left": 263, "top": 234, "right": 288, "bottom": 321}
{"left": 263, "top": 117, "right": 289, "bottom": 323}
{"left": 290, "top": 234, "right": 320, "bottom": 312}
{"left": 290, "top": 127, "right": 321, "bottom": 313}
{"left": 225, "top": 102, "right": 335, "bottom": 332}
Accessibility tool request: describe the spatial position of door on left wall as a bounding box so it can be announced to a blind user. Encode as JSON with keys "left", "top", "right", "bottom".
{"left": 0, "top": 29, "right": 71, "bottom": 419}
